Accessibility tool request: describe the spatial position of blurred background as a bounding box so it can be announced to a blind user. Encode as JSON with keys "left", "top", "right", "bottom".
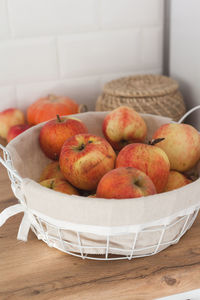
{"left": 0, "top": 0, "right": 199, "bottom": 128}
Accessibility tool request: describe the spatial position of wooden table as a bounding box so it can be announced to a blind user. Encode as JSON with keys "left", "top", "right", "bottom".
{"left": 0, "top": 142, "right": 200, "bottom": 300}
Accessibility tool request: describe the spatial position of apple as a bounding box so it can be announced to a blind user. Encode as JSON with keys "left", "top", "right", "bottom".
{"left": 0, "top": 108, "right": 25, "bottom": 139}
{"left": 40, "top": 178, "right": 79, "bottom": 195}
{"left": 96, "top": 167, "right": 156, "bottom": 199}
{"left": 164, "top": 170, "right": 191, "bottom": 192}
{"left": 116, "top": 143, "right": 170, "bottom": 193}
{"left": 7, "top": 124, "right": 31, "bottom": 142}
{"left": 39, "top": 115, "right": 88, "bottom": 160}
{"left": 59, "top": 133, "right": 116, "bottom": 190}
{"left": 102, "top": 106, "right": 147, "bottom": 150}
{"left": 87, "top": 194, "right": 96, "bottom": 198}
{"left": 40, "top": 161, "right": 66, "bottom": 181}
{"left": 152, "top": 123, "right": 200, "bottom": 171}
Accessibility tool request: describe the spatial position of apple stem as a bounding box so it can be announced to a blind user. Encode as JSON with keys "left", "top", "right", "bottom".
{"left": 79, "top": 143, "right": 85, "bottom": 151}
{"left": 148, "top": 138, "right": 165, "bottom": 146}
{"left": 48, "top": 94, "right": 57, "bottom": 101}
{"left": 57, "top": 115, "right": 62, "bottom": 123}
{"left": 50, "top": 180, "right": 55, "bottom": 189}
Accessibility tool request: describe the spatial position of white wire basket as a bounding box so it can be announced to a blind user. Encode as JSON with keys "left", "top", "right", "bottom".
{"left": 0, "top": 106, "right": 200, "bottom": 261}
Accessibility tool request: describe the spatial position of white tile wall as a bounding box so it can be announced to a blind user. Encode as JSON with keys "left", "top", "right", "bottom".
{"left": 0, "top": 86, "right": 16, "bottom": 109}
{"left": 101, "top": 0, "right": 163, "bottom": 29}
{"left": 0, "top": 0, "right": 10, "bottom": 39}
{"left": 0, "top": 38, "right": 58, "bottom": 85}
{"left": 8, "top": 0, "right": 99, "bottom": 37}
{"left": 58, "top": 30, "right": 141, "bottom": 78}
{"left": 16, "top": 77, "right": 100, "bottom": 111}
{"left": 142, "top": 27, "right": 163, "bottom": 69}
{"left": 169, "top": 0, "right": 200, "bottom": 129}
{"left": 0, "top": 0, "right": 164, "bottom": 111}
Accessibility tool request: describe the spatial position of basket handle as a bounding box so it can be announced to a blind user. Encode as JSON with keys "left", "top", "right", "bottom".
{"left": 178, "top": 105, "right": 200, "bottom": 124}
{"left": 0, "top": 144, "right": 31, "bottom": 240}
{"left": 0, "top": 203, "right": 31, "bottom": 241}
{"left": 0, "top": 204, "right": 24, "bottom": 227}
{"left": 78, "top": 104, "right": 88, "bottom": 113}
{"left": 0, "top": 144, "right": 22, "bottom": 182}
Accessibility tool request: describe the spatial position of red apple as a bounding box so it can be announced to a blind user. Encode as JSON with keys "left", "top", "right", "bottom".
{"left": 116, "top": 143, "right": 170, "bottom": 193}
{"left": 7, "top": 124, "right": 31, "bottom": 142}
{"left": 40, "top": 161, "right": 66, "bottom": 181}
{"left": 39, "top": 115, "right": 88, "bottom": 160}
{"left": 164, "top": 171, "right": 191, "bottom": 192}
{"left": 102, "top": 106, "right": 147, "bottom": 150}
{"left": 96, "top": 167, "right": 156, "bottom": 199}
{"left": 0, "top": 108, "right": 25, "bottom": 139}
{"left": 152, "top": 123, "right": 200, "bottom": 171}
{"left": 40, "top": 178, "right": 79, "bottom": 195}
{"left": 59, "top": 133, "right": 116, "bottom": 190}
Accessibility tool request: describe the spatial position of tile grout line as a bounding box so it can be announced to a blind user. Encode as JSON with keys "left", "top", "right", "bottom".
{"left": 0, "top": 68, "right": 162, "bottom": 90}
{"left": 0, "top": 26, "right": 163, "bottom": 43}
{"left": 5, "top": 0, "right": 14, "bottom": 39}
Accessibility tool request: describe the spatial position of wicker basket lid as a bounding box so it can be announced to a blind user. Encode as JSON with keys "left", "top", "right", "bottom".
{"left": 103, "top": 74, "right": 179, "bottom": 98}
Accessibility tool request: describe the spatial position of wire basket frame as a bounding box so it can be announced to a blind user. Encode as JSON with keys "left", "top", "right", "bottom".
{"left": 0, "top": 106, "right": 200, "bottom": 261}
{"left": 29, "top": 208, "right": 198, "bottom": 260}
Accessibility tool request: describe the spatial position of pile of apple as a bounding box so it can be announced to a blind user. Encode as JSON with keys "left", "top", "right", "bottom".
{"left": 39, "top": 106, "right": 200, "bottom": 199}
{"left": 0, "top": 94, "right": 79, "bottom": 143}
{"left": 0, "top": 108, "right": 31, "bottom": 143}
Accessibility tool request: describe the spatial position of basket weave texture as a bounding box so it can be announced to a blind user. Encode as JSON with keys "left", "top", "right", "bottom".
{"left": 96, "top": 74, "right": 186, "bottom": 121}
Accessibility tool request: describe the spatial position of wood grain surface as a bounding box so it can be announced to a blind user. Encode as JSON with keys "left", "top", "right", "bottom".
{"left": 0, "top": 139, "right": 200, "bottom": 300}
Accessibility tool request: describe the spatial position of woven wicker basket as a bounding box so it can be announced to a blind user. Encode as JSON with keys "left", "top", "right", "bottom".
{"left": 96, "top": 74, "right": 186, "bottom": 121}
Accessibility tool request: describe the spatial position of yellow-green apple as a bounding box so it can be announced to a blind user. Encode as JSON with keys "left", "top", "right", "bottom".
{"left": 0, "top": 108, "right": 25, "bottom": 139}
{"left": 59, "top": 133, "right": 116, "bottom": 190}
{"left": 40, "top": 178, "right": 79, "bottom": 195}
{"left": 164, "top": 170, "right": 191, "bottom": 192}
{"left": 40, "top": 161, "right": 66, "bottom": 181}
{"left": 96, "top": 167, "right": 156, "bottom": 199}
{"left": 7, "top": 124, "right": 31, "bottom": 142}
{"left": 116, "top": 143, "right": 170, "bottom": 193}
{"left": 102, "top": 106, "right": 147, "bottom": 150}
{"left": 39, "top": 115, "right": 88, "bottom": 160}
{"left": 152, "top": 123, "right": 200, "bottom": 171}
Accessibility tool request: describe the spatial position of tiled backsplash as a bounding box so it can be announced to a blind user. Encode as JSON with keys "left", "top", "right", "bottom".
{"left": 0, "top": 0, "right": 163, "bottom": 111}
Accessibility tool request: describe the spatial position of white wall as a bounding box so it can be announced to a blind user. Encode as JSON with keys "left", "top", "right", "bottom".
{"left": 0, "top": 0, "right": 164, "bottom": 112}
{"left": 169, "top": 0, "right": 200, "bottom": 129}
